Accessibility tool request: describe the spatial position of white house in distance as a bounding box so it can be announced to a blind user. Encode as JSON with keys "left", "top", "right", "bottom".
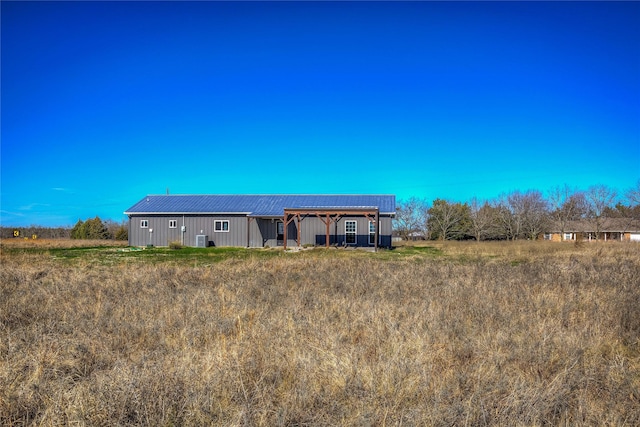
{"left": 124, "top": 194, "right": 396, "bottom": 250}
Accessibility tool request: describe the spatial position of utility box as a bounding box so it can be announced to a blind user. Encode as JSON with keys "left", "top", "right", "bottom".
{"left": 195, "top": 235, "right": 208, "bottom": 248}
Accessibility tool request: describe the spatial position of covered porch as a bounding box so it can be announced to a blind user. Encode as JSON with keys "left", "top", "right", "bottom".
{"left": 282, "top": 207, "right": 381, "bottom": 251}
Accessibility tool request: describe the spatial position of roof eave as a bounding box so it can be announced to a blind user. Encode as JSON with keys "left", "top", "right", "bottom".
{"left": 125, "top": 211, "right": 252, "bottom": 215}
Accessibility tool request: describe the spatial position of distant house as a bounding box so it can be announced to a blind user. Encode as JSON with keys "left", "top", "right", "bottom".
{"left": 124, "top": 194, "right": 396, "bottom": 249}
{"left": 544, "top": 218, "right": 640, "bottom": 242}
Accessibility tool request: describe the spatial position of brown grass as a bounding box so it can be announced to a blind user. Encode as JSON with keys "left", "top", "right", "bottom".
{"left": 1, "top": 241, "right": 639, "bottom": 425}
{"left": 0, "top": 238, "right": 127, "bottom": 251}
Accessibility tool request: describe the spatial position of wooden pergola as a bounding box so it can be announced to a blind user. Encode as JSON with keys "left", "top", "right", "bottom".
{"left": 283, "top": 207, "right": 380, "bottom": 251}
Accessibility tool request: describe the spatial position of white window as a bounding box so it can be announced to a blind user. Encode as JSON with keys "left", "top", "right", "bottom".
{"left": 345, "top": 220, "right": 357, "bottom": 245}
{"left": 214, "top": 220, "right": 229, "bottom": 232}
{"left": 564, "top": 233, "right": 573, "bottom": 241}
{"left": 169, "top": 220, "right": 177, "bottom": 229}
{"left": 140, "top": 220, "right": 148, "bottom": 228}
{"left": 369, "top": 221, "right": 376, "bottom": 245}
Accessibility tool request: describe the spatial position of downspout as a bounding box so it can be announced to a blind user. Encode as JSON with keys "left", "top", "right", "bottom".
{"left": 182, "top": 215, "right": 185, "bottom": 246}
{"left": 375, "top": 209, "right": 379, "bottom": 251}
{"left": 247, "top": 217, "right": 251, "bottom": 248}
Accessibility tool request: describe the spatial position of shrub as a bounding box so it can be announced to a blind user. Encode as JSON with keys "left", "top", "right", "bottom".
{"left": 168, "top": 240, "right": 183, "bottom": 250}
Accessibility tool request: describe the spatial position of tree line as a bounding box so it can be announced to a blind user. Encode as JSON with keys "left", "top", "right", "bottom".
{"left": 2, "top": 217, "right": 128, "bottom": 241}
{"left": 70, "top": 217, "right": 128, "bottom": 240}
{"left": 394, "top": 182, "right": 640, "bottom": 241}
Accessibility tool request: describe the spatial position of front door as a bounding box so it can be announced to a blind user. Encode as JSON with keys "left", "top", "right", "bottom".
{"left": 276, "top": 221, "right": 284, "bottom": 246}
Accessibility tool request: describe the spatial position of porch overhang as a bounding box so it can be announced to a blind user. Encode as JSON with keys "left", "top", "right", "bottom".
{"left": 283, "top": 206, "right": 381, "bottom": 251}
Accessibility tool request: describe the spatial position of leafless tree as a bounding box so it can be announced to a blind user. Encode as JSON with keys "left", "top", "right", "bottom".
{"left": 492, "top": 195, "right": 519, "bottom": 241}
{"left": 585, "top": 184, "right": 617, "bottom": 239}
{"left": 548, "top": 185, "right": 587, "bottom": 240}
{"left": 394, "top": 197, "right": 428, "bottom": 240}
{"left": 469, "top": 197, "right": 495, "bottom": 241}
{"left": 626, "top": 180, "right": 640, "bottom": 219}
{"left": 520, "top": 190, "right": 549, "bottom": 240}
{"left": 492, "top": 190, "right": 549, "bottom": 240}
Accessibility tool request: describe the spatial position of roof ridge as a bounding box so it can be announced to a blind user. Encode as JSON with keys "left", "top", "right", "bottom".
{"left": 145, "top": 194, "right": 396, "bottom": 196}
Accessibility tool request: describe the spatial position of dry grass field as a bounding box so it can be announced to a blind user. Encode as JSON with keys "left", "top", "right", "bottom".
{"left": 1, "top": 239, "right": 639, "bottom": 426}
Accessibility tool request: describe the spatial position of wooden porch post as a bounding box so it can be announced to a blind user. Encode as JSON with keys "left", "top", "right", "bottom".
{"left": 326, "top": 213, "right": 330, "bottom": 247}
{"left": 283, "top": 212, "right": 288, "bottom": 250}
{"left": 283, "top": 211, "right": 298, "bottom": 250}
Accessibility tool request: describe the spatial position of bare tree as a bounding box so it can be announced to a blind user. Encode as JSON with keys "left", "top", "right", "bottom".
{"left": 585, "top": 184, "right": 617, "bottom": 239}
{"left": 548, "top": 185, "right": 587, "bottom": 240}
{"left": 520, "top": 190, "right": 549, "bottom": 240}
{"left": 469, "top": 197, "right": 495, "bottom": 241}
{"left": 394, "top": 197, "right": 428, "bottom": 240}
{"left": 492, "top": 190, "right": 549, "bottom": 240}
{"left": 493, "top": 192, "right": 527, "bottom": 241}
{"left": 626, "top": 180, "right": 640, "bottom": 220}
{"left": 492, "top": 196, "right": 517, "bottom": 241}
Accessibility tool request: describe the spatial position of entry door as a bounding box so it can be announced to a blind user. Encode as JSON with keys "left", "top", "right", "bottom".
{"left": 276, "top": 221, "right": 284, "bottom": 245}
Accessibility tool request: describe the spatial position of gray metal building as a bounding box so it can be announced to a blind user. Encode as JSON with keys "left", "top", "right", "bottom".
{"left": 124, "top": 194, "right": 396, "bottom": 249}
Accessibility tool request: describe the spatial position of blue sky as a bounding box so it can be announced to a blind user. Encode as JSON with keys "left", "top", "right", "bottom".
{"left": 2, "top": 1, "right": 639, "bottom": 227}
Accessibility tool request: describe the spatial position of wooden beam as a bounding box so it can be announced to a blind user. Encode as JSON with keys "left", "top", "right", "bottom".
{"left": 285, "top": 208, "right": 380, "bottom": 217}
{"left": 326, "top": 213, "right": 330, "bottom": 247}
{"left": 283, "top": 213, "right": 288, "bottom": 250}
{"left": 314, "top": 213, "right": 332, "bottom": 247}
{"left": 283, "top": 207, "right": 382, "bottom": 250}
{"left": 283, "top": 213, "right": 297, "bottom": 250}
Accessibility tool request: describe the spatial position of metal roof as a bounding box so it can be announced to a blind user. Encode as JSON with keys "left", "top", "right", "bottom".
{"left": 124, "top": 194, "right": 396, "bottom": 216}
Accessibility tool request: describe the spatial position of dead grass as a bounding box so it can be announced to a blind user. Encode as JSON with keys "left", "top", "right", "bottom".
{"left": 1, "top": 241, "right": 639, "bottom": 425}
{"left": 0, "top": 238, "right": 127, "bottom": 252}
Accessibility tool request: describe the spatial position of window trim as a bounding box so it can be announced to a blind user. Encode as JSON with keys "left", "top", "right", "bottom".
{"left": 214, "top": 220, "right": 230, "bottom": 232}
{"left": 140, "top": 220, "right": 148, "bottom": 228}
{"left": 345, "top": 220, "right": 357, "bottom": 245}
{"left": 169, "top": 220, "right": 177, "bottom": 229}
